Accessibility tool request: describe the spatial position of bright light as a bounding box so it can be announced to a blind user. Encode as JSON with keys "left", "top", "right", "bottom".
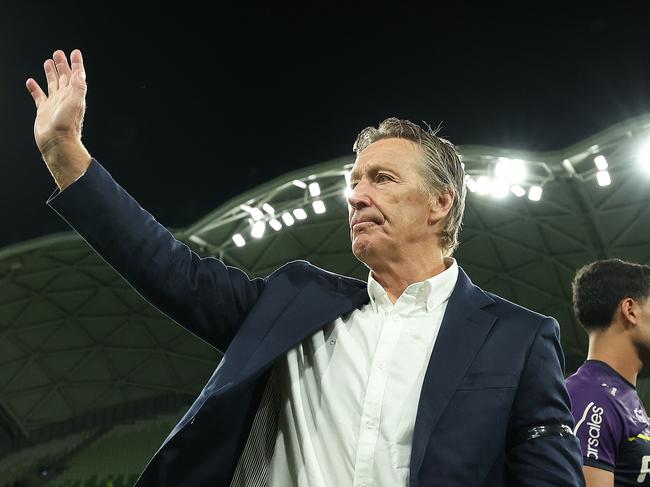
{"left": 251, "top": 221, "right": 266, "bottom": 238}
{"left": 596, "top": 170, "right": 611, "bottom": 187}
{"left": 344, "top": 170, "right": 352, "bottom": 186}
{"left": 312, "top": 200, "right": 326, "bottom": 214}
{"left": 510, "top": 160, "right": 526, "bottom": 183}
{"left": 476, "top": 176, "right": 491, "bottom": 195}
{"left": 250, "top": 208, "right": 264, "bottom": 221}
{"left": 465, "top": 177, "right": 477, "bottom": 193}
{"left": 594, "top": 155, "right": 608, "bottom": 170}
{"left": 510, "top": 185, "right": 526, "bottom": 197}
{"left": 262, "top": 203, "right": 275, "bottom": 215}
{"left": 293, "top": 208, "right": 308, "bottom": 220}
{"left": 269, "top": 218, "right": 282, "bottom": 231}
{"left": 308, "top": 182, "right": 321, "bottom": 197}
{"left": 281, "top": 212, "right": 295, "bottom": 226}
{"left": 639, "top": 141, "right": 650, "bottom": 172}
{"left": 344, "top": 186, "right": 353, "bottom": 199}
{"left": 528, "top": 186, "right": 542, "bottom": 201}
{"left": 490, "top": 178, "right": 509, "bottom": 198}
{"left": 292, "top": 180, "right": 307, "bottom": 189}
{"left": 495, "top": 158, "right": 526, "bottom": 184}
{"left": 240, "top": 204, "right": 263, "bottom": 221}
{"left": 232, "top": 234, "right": 246, "bottom": 247}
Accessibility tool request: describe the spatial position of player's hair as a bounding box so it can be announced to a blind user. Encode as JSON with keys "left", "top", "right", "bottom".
{"left": 572, "top": 258, "right": 650, "bottom": 331}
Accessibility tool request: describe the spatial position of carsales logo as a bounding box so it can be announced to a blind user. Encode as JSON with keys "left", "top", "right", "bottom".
{"left": 574, "top": 402, "right": 604, "bottom": 460}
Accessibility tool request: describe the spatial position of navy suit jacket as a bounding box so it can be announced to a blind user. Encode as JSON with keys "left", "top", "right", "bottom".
{"left": 48, "top": 160, "right": 584, "bottom": 486}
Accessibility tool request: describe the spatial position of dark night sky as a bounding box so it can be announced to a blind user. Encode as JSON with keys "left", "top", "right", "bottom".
{"left": 2, "top": 3, "right": 650, "bottom": 249}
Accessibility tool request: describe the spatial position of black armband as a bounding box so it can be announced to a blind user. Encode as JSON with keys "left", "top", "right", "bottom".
{"left": 508, "top": 424, "right": 574, "bottom": 447}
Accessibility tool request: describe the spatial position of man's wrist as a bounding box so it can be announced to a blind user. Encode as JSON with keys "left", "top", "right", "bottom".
{"left": 41, "top": 137, "right": 92, "bottom": 190}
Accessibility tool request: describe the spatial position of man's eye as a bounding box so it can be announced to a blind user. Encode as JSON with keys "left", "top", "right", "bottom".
{"left": 376, "top": 174, "right": 391, "bottom": 183}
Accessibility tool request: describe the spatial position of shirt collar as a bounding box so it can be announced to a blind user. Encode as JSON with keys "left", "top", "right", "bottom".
{"left": 367, "top": 257, "right": 459, "bottom": 313}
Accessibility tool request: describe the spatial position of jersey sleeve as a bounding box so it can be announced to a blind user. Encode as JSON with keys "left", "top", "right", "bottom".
{"left": 568, "top": 382, "right": 624, "bottom": 471}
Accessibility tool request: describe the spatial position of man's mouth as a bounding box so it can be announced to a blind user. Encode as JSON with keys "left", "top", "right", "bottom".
{"left": 352, "top": 221, "right": 376, "bottom": 230}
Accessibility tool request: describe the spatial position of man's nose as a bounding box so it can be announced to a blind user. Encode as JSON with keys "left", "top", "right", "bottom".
{"left": 347, "top": 178, "right": 372, "bottom": 210}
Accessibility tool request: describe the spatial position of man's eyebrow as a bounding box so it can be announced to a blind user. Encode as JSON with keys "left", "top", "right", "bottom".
{"left": 350, "top": 161, "right": 398, "bottom": 181}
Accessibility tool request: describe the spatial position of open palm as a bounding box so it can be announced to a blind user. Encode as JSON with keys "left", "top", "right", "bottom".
{"left": 26, "top": 49, "right": 87, "bottom": 156}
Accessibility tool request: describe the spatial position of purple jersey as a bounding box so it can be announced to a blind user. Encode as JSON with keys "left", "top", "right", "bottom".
{"left": 566, "top": 360, "right": 650, "bottom": 486}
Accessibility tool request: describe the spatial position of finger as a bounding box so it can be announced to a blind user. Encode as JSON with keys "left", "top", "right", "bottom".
{"left": 25, "top": 78, "right": 47, "bottom": 109}
{"left": 53, "top": 50, "right": 72, "bottom": 88}
{"left": 44, "top": 59, "right": 58, "bottom": 95}
{"left": 69, "top": 49, "right": 87, "bottom": 86}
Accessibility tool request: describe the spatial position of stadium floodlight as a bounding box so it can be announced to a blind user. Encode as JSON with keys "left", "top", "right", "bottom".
{"left": 251, "top": 221, "right": 266, "bottom": 238}
{"left": 639, "top": 141, "right": 650, "bottom": 172}
{"left": 269, "top": 218, "right": 282, "bottom": 231}
{"left": 528, "top": 186, "right": 542, "bottom": 202}
{"left": 476, "top": 176, "right": 491, "bottom": 195}
{"left": 561, "top": 158, "right": 578, "bottom": 177}
{"left": 232, "top": 234, "right": 246, "bottom": 247}
{"left": 262, "top": 203, "right": 275, "bottom": 215}
{"left": 293, "top": 208, "right": 308, "bottom": 220}
{"left": 596, "top": 170, "right": 611, "bottom": 187}
{"left": 594, "top": 155, "right": 608, "bottom": 171}
{"left": 465, "top": 177, "right": 477, "bottom": 193}
{"left": 281, "top": 212, "right": 295, "bottom": 226}
{"left": 250, "top": 208, "right": 264, "bottom": 221}
{"left": 510, "top": 185, "right": 526, "bottom": 197}
{"left": 495, "top": 158, "right": 526, "bottom": 184}
{"left": 490, "top": 178, "right": 509, "bottom": 198}
{"left": 308, "top": 182, "right": 321, "bottom": 197}
{"left": 292, "top": 179, "right": 307, "bottom": 189}
{"left": 312, "top": 200, "right": 326, "bottom": 214}
{"left": 240, "top": 204, "right": 263, "bottom": 221}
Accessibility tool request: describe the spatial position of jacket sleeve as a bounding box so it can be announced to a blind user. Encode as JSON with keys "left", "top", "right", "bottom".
{"left": 505, "top": 316, "right": 586, "bottom": 486}
{"left": 47, "top": 159, "right": 265, "bottom": 352}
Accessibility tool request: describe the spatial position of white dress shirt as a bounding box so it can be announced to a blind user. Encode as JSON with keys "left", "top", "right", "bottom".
{"left": 268, "top": 258, "right": 459, "bottom": 487}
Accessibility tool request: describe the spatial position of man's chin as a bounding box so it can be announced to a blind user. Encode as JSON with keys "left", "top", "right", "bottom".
{"left": 351, "top": 238, "right": 375, "bottom": 265}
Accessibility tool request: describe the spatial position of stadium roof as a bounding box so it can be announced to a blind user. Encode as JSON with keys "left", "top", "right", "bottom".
{"left": 2, "top": 113, "right": 650, "bottom": 454}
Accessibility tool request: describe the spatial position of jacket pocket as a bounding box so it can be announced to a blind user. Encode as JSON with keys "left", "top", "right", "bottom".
{"left": 457, "top": 372, "right": 518, "bottom": 390}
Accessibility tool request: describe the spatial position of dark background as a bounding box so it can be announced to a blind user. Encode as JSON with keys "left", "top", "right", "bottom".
{"left": 3, "top": 2, "right": 650, "bottom": 248}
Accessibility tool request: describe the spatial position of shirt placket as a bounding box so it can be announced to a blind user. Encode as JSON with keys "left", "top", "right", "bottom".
{"left": 352, "top": 304, "right": 403, "bottom": 487}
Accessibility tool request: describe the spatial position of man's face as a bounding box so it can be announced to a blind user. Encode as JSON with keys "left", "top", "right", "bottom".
{"left": 347, "top": 138, "right": 437, "bottom": 267}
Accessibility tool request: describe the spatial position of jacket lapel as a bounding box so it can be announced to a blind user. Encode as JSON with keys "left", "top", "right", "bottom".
{"left": 410, "top": 268, "right": 496, "bottom": 477}
{"left": 233, "top": 275, "right": 369, "bottom": 386}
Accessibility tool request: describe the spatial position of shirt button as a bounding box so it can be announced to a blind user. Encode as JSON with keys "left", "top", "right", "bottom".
{"left": 329, "top": 339, "right": 336, "bottom": 345}
{"left": 391, "top": 315, "right": 399, "bottom": 322}
{"left": 377, "top": 361, "right": 385, "bottom": 369}
{"left": 366, "top": 421, "right": 374, "bottom": 430}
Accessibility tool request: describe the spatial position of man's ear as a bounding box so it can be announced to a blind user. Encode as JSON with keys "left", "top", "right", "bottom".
{"left": 621, "top": 297, "right": 639, "bottom": 327}
{"left": 429, "top": 189, "right": 454, "bottom": 225}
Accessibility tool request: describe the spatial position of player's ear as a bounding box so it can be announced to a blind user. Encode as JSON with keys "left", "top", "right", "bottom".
{"left": 621, "top": 297, "right": 640, "bottom": 327}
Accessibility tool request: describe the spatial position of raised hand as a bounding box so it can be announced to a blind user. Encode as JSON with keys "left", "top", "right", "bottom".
{"left": 26, "top": 49, "right": 92, "bottom": 190}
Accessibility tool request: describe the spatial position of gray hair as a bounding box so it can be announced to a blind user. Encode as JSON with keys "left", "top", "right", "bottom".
{"left": 353, "top": 117, "right": 466, "bottom": 255}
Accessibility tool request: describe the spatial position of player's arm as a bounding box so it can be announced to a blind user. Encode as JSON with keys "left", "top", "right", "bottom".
{"left": 583, "top": 465, "right": 614, "bottom": 487}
